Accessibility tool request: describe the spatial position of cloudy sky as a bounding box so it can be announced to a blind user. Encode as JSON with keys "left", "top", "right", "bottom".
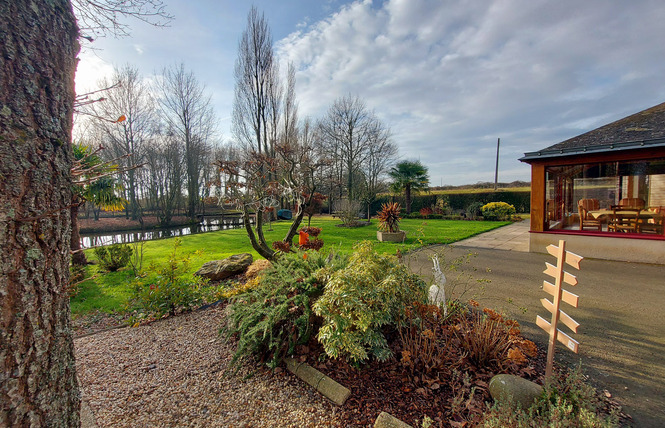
{"left": 75, "top": 0, "right": 665, "bottom": 186}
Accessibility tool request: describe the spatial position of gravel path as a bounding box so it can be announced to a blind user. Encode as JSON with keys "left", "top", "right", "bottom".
{"left": 74, "top": 305, "right": 343, "bottom": 427}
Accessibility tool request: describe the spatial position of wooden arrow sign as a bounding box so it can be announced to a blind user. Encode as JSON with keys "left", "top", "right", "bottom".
{"left": 538, "top": 240, "right": 583, "bottom": 378}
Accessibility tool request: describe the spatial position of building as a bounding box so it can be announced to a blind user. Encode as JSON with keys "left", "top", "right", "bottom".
{"left": 520, "top": 102, "right": 665, "bottom": 264}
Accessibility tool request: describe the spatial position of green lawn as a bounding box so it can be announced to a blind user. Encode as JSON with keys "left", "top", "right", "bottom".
{"left": 70, "top": 217, "right": 510, "bottom": 317}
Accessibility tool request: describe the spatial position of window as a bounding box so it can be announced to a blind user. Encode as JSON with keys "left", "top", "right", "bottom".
{"left": 545, "top": 159, "right": 665, "bottom": 236}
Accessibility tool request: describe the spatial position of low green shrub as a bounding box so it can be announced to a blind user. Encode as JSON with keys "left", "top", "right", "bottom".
{"left": 314, "top": 241, "right": 428, "bottom": 362}
{"left": 466, "top": 201, "right": 484, "bottom": 219}
{"left": 93, "top": 244, "right": 132, "bottom": 272}
{"left": 131, "top": 239, "right": 206, "bottom": 317}
{"left": 481, "top": 365, "right": 618, "bottom": 427}
{"left": 224, "top": 250, "right": 348, "bottom": 368}
{"left": 481, "top": 202, "right": 516, "bottom": 221}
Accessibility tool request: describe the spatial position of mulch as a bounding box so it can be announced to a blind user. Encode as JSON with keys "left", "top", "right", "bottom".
{"left": 291, "top": 325, "right": 545, "bottom": 427}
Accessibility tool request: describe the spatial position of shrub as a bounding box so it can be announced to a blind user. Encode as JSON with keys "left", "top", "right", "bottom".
{"left": 271, "top": 240, "right": 292, "bottom": 253}
{"left": 455, "top": 303, "right": 537, "bottom": 370}
{"left": 377, "top": 202, "right": 402, "bottom": 232}
{"left": 336, "top": 199, "right": 363, "bottom": 226}
{"left": 132, "top": 239, "right": 206, "bottom": 317}
{"left": 419, "top": 207, "right": 433, "bottom": 218}
{"left": 434, "top": 195, "right": 450, "bottom": 215}
{"left": 245, "top": 259, "right": 272, "bottom": 279}
{"left": 481, "top": 366, "right": 619, "bottom": 427}
{"left": 398, "top": 302, "right": 451, "bottom": 376}
{"left": 369, "top": 190, "right": 531, "bottom": 215}
{"left": 466, "top": 201, "right": 484, "bottom": 219}
{"left": 300, "top": 226, "right": 322, "bottom": 237}
{"left": 299, "top": 227, "right": 324, "bottom": 251}
{"left": 481, "top": 202, "right": 516, "bottom": 221}
{"left": 224, "top": 250, "right": 348, "bottom": 368}
{"left": 94, "top": 244, "right": 132, "bottom": 272}
{"left": 314, "top": 241, "right": 427, "bottom": 362}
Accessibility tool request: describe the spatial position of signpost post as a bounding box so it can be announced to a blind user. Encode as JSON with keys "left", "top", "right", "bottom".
{"left": 536, "top": 240, "right": 583, "bottom": 378}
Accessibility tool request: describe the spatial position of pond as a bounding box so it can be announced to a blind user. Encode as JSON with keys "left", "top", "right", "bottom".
{"left": 80, "top": 215, "right": 254, "bottom": 249}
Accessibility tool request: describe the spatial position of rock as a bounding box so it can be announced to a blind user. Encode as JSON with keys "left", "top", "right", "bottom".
{"left": 194, "top": 253, "right": 253, "bottom": 280}
{"left": 489, "top": 374, "right": 543, "bottom": 409}
{"left": 374, "top": 411, "right": 413, "bottom": 428}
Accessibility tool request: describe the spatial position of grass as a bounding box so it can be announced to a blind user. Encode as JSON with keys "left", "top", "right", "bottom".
{"left": 70, "top": 216, "right": 510, "bottom": 317}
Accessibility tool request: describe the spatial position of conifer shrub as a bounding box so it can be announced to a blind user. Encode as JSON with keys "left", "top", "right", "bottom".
{"left": 314, "top": 241, "right": 428, "bottom": 362}
{"left": 94, "top": 243, "right": 133, "bottom": 272}
{"left": 224, "top": 250, "right": 348, "bottom": 368}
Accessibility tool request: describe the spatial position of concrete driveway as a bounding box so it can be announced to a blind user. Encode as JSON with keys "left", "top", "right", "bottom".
{"left": 406, "top": 222, "right": 664, "bottom": 427}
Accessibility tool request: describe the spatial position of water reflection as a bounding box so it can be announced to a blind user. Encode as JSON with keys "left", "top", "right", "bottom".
{"left": 80, "top": 216, "right": 251, "bottom": 248}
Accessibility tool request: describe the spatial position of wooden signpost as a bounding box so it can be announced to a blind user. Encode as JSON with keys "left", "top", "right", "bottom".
{"left": 536, "top": 240, "right": 583, "bottom": 378}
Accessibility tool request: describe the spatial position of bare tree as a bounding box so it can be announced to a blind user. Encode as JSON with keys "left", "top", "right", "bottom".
{"left": 144, "top": 133, "right": 185, "bottom": 226}
{"left": 318, "top": 95, "right": 391, "bottom": 202}
{"left": 359, "top": 127, "right": 397, "bottom": 219}
{"left": 72, "top": 0, "right": 172, "bottom": 39}
{"left": 85, "top": 64, "right": 155, "bottom": 220}
{"left": 157, "top": 63, "right": 215, "bottom": 221}
{"left": 232, "top": 6, "right": 280, "bottom": 155}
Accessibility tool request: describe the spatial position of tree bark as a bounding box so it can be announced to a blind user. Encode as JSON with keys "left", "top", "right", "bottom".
{"left": 405, "top": 184, "right": 412, "bottom": 214}
{"left": 0, "top": 1, "right": 80, "bottom": 426}
{"left": 71, "top": 202, "right": 88, "bottom": 266}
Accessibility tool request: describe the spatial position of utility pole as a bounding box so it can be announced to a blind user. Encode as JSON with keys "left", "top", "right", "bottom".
{"left": 494, "top": 137, "right": 500, "bottom": 191}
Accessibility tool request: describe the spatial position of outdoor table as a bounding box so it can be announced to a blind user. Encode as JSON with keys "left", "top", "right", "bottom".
{"left": 588, "top": 209, "right": 664, "bottom": 234}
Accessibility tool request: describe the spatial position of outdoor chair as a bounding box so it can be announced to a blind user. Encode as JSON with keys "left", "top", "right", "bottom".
{"left": 638, "top": 206, "right": 665, "bottom": 234}
{"left": 578, "top": 199, "right": 601, "bottom": 231}
{"left": 608, "top": 207, "right": 641, "bottom": 233}
{"left": 618, "top": 198, "right": 646, "bottom": 210}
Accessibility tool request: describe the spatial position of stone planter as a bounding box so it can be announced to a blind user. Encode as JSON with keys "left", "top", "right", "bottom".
{"left": 377, "top": 230, "right": 406, "bottom": 242}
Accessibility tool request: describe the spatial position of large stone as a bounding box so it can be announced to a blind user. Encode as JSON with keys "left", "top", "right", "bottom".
{"left": 194, "top": 253, "right": 253, "bottom": 280}
{"left": 374, "top": 412, "right": 413, "bottom": 428}
{"left": 285, "top": 358, "right": 351, "bottom": 406}
{"left": 489, "top": 374, "right": 543, "bottom": 409}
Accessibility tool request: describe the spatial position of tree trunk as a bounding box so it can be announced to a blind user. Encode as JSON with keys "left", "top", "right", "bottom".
{"left": 0, "top": 1, "right": 80, "bottom": 426}
{"left": 405, "top": 184, "right": 412, "bottom": 214}
{"left": 71, "top": 203, "right": 88, "bottom": 266}
{"left": 242, "top": 208, "right": 274, "bottom": 260}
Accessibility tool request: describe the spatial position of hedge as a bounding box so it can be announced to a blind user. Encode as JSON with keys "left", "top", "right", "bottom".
{"left": 369, "top": 190, "right": 530, "bottom": 216}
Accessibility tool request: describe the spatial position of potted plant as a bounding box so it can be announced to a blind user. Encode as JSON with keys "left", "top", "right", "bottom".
{"left": 377, "top": 202, "right": 406, "bottom": 242}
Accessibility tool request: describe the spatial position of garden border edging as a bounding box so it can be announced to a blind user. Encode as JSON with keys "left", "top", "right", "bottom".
{"left": 284, "top": 357, "right": 351, "bottom": 406}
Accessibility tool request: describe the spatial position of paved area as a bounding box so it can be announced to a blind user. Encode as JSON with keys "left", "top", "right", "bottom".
{"left": 407, "top": 220, "right": 664, "bottom": 427}
{"left": 454, "top": 219, "right": 530, "bottom": 251}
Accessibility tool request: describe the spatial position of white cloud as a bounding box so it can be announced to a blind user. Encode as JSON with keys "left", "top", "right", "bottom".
{"left": 75, "top": 50, "right": 115, "bottom": 94}
{"left": 276, "top": 0, "right": 665, "bottom": 184}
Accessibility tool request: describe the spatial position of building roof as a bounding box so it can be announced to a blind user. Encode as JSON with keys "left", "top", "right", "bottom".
{"left": 521, "top": 101, "right": 665, "bottom": 161}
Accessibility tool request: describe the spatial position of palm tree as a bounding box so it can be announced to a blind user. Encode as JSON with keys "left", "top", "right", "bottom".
{"left": 388, "top": 160, "right": 430, "bottom": 214}
{"left": 71, "top": 144, "right": 126, "bottom": 265}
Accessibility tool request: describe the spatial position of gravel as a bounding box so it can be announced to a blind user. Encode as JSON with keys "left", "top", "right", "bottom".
{"left": 74, "top": 305, "right": 344, "bottom": 427}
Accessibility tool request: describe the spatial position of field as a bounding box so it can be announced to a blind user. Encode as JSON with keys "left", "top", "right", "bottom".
{"left": 70, "top": 216, "right": 510, "bottom": 316}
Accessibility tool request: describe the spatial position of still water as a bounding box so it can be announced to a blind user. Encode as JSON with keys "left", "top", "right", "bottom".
{"left": 80, "top": 216, "right": 252, "bottom": 249}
